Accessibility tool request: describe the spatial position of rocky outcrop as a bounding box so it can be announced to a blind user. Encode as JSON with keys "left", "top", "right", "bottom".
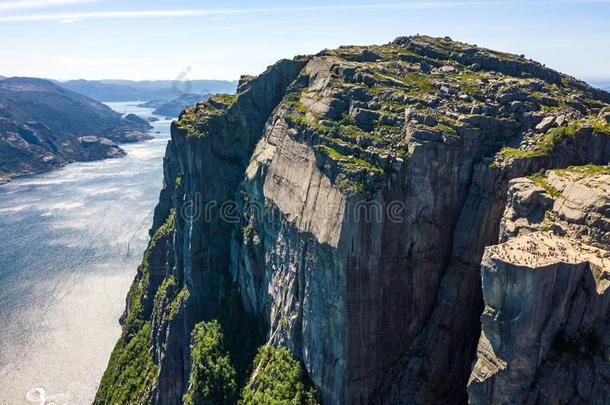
{"left": 0, "top": 77, "right": 152, "bottom": 182}
{"left": 469, "top": 168, "right": 610, "bottom": 404}
{"left": 97, "top": 36, "right": 610, "bottom": 404}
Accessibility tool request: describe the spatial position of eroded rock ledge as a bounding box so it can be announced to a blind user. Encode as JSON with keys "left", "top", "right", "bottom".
{"left": 469, "top": 168, "right": 610, "bottom": 404}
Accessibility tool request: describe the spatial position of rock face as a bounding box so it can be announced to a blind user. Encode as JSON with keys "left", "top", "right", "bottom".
{"left": 0, "top": 77, "right": 152, "bottom": 182}
{"left": 468, "top": 168, "right": 610, "bottom": 404}
{"left": 96, "top": 36, "right": 610, "bottom": 404}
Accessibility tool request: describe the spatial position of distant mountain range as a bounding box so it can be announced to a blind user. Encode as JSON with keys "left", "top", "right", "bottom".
{"left": 0, "top": 77, "right": 152, "bottom": 184}
{"left": 142, "top": 93, "right": 212, "bottom": 117}
{"left": 58, "top": 79, "right": 238, "bottom": 102}
{"left": 589, "top": 80, "right": 610, "bottom": 91}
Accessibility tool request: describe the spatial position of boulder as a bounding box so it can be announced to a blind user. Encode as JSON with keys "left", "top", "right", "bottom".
{"left": 350, "top": 107, "right": 380, "bottom": 130}
{"left": 535, "top": 116, "right": 556, "bottom": 132}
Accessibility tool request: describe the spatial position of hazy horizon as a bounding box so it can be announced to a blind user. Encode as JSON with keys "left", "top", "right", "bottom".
{"left": 0, "top": 73, "right": 608, "bottom": 89}
{"left": 1, "top": 0, "right": 609, "bottom": 83}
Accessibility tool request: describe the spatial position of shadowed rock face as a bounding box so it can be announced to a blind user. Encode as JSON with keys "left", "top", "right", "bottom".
{"left": 0, "top": 77, "right": 152, "bottom": 182}
{"left": 96, "top": 36, "right": 610, "bottom": 405}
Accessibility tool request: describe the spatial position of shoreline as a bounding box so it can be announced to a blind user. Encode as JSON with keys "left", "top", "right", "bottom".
{"left": 1, "top": 102, "right": 165, "bottom": 187}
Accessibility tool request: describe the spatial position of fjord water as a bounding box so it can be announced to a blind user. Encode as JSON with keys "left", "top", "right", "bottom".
{"left": 0, "top": 103, "right": 169, "bottom": 404}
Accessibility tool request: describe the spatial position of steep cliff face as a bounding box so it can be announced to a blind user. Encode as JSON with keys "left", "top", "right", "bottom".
{"left": 469, "top": 167, "right": 610, "bottom": 404}
{"left": 97, "top": 36, "right": 610, "bottom": 404}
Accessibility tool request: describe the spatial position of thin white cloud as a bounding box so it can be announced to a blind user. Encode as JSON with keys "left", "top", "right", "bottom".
{"left": 0, "top": 2, "right": 527, "bottom": 23}
{"left": 33, "top": 55, "right": 127, "bottom": 66}
{"left": 0, "top": 0, "right": 100, "bottom": 12}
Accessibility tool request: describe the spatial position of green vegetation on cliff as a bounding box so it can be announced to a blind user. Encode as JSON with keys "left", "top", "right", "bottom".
{"left": 528, "top": 172, "right": 560, "bottom": 197}
{"left": 95, "top": 211, "right": 176, "bottom": 404}
{"left": 153, "top": 275, "right": 177, "bottom": 315}
{"left": 499, "top": 121, "right": 610, "bottom": 160}
{"left": 555, "top": 163, "right": 610, "bottom": 177}
{"left": 95, "top": 323, "right": 158, "bottom": 404}
{"left": 240, "top": 345, "right": 319, "bottom": 405}
{"left": 500, "top": 124, "right": 579, "bottom": 159}
{"left": 177, "top": 93, "right": 239, "bottom": 138}
{"left": 183, "top": 321, "right": 238, "bottom": 405}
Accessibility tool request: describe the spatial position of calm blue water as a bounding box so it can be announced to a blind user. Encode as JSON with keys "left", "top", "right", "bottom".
{"left": 0, "top": 103, "right": 170, "bottom": 404}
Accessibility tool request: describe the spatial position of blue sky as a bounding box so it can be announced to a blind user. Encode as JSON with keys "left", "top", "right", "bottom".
{"left": 0, "top": 0, "right": 608, "bottom": 82}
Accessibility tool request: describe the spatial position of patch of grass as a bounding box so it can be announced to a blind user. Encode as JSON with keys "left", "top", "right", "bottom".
{"left": 555, "top": 164, "right": 610, "bottom": 177}
{"left": 287, "top": 113, "right": 308, "bottom": 126}
{"left": 150, "top": 274, "right": 187, "bottom": 321}
{"left": 498, "top": 148, "right": 539, "bottom": 159}
{"left": 293, "top": 100, "right": 308, "bottom": 114}
{"left": 455, "top": 72, "right": 483, "bottom": 95}
{"left": 396, "top": 147, "right": 411, "bottom": 159}
{"left": 436, "top": 123, "right": 458, "bottom": 137}
{"left": 240, "top": 346, "right": 318, "bottom": 405}
{"left": 528, "top": 172, "right": 560, "bottom": 197}
{"left": 499, "top": 123, "right": 580, "bottom": 159}
{"left": 314, "top": 145, "right": 383, "bottom": 174}
{"left": 560, "top": 75, "right": 576, "bottom": 87}
{"left": 371, "top": 68, "right": 435, "bottom": 96}
{"left": 336, "top": 123, "right": 385, "bottom": 144}
{"left": 404, "top": 72, "right": 435, "bottom": 95}
{"left": 211, "top": 93, "right": 238, "bottom": 106}
{"left": 592, "top": 121, "right": 610, "bottom": 135}
{"left": 283, "top": 92, "right": 309, "bottom": 125}
{"left": 417, "top": 110, "right": 459, "bottom": 137}
{"left": 323, "top": 136, "right": 352, "bottom": 148}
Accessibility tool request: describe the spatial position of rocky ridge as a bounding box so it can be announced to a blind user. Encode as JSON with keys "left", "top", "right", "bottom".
{"left": 0, "top": 77, "right": 153, "bottom": 183}
{"left": 96, "top": 36, "right": 610, "bottom": 404}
